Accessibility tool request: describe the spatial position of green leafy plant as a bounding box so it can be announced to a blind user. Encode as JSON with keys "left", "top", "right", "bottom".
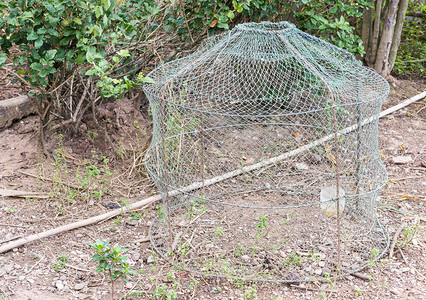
{"left": 0, "top": 0, "right": 156, "bottom": 148}
{"left": 5, "top": 206, "right": 16, "bottom": 214}
{"left": 397, "top": 225, "right": 420, "bottom": 249}
{"left": 393, "top": 0, "right": 426, "bottom": 76}
{"left": 89, "top": 240, "right": 137, "bottom": 300}
{"left": 255, "top": 215, "right": 269, "bottom": 240}
{"left": 284, "top": 252, "right": 302, "bottom": 266}
{"left": 292, "top": 0, "right": 371, "bottom": 56}
{"left": 153, "top": 283, "right": 178, "bottom": 300}
{"left": 52, "top": 253, "right": 68, "bottom": 271}
{"left": 367, "top": 247, "right": 379, "bottom": 267}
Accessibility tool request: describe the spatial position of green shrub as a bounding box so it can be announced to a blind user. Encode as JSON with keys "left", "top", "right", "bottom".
{"left": 0, "top": 0, "right": 156, "bottom": 146}
{"left": 393, "top": 0, "right": 426, "bottom": 76}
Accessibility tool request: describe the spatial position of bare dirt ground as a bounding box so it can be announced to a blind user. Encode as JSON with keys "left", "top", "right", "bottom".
{"left": 0, "top": 75, "right": 425, "bottom": 300}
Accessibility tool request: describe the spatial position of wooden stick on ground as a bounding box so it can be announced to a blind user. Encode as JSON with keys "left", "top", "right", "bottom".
{"left": 389, "top": 225, "right": 404, "bottom": 259}
{"left": 0, "top": 91, "right": 425, "bottom": 254}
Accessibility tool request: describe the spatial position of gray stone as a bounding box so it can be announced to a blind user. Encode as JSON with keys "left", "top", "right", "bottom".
{"left": 18, "top": 275, "right": 25, "bottom": 281}
{"left": 74, "top": 282, "right": 86, "bottom": 291}
{"left": 132, "top": 252, "right": 141, "bottom": 261}
{"left": 47, "top": 286, "right": 55, "bottom": 292}
{"left": 314, "top": 268, "right": 322, "bottom": 275}
{"left": 147, "top": 256, "right": 155, "bottom": 264}
{"left": 392, "top": 156, "right": 412, "bottom": 164}
{"left": 241, "top": 255, "right": 250, "bottom": 261}
{"left": 56, "top": 280, "right": 64, "bottom": 290}
{"left": 295, "top": 162, "right": 309, "bottom": 170}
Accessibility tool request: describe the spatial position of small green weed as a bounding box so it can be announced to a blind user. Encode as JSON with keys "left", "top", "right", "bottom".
{"left": 52, "top": 253, "right": 68, "bottom": 271}
{"left": 153, "top": 283, "right": 178, "bottom": 300}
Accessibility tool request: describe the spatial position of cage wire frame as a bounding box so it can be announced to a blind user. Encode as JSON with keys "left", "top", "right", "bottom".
{"left": 143, "top": 21, "right": 390, "bottom": 283}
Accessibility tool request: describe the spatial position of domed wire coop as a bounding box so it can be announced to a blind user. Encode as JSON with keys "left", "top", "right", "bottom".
{"left": 143, "top": 21, "right": 390, "bottom": 282}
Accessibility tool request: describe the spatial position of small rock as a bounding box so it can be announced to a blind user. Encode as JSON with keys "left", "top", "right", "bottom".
{"left": 60, "top": 275, "right": 67, "bottom": 281}
{"left": 147, "top": 256, "right": 155, "bottom": 264}
{"left": 76, "top": 233, "right": 83, "bottom": 238}
{"left": 14, "top": 264, "right": 22, "bottom": 269}
{"left": 392, "top": 156, "right": 412, "bottom": 164}
{"left": 125, "top": 282, "right": 133, "bottom": 289}
{"left": 318, "top": 261, "right": 325, "bottom": 267}
{"left": 18, "top": 275, "right": 25, "bottom": 281}
{"left": 314, "top": 268, "right": 322, "bottom": 276}
{"left": 241, "top": 255, "right": 250, "bottom": 261}
{"left": 295, "top": 162, "right": 309, "bottom": 170}
{"left": 304, "top": 266, "right": 312, "bottom": 273}
{"left": 401, "top": 267, "right": 410, "bottom": 273}
{"left": 47, "top": 287, "right": 55, "bottom": 292}
{"left": 56, "top": 280, "right": 64, "bottom": 290}
{"left": 132, "top": 252, "right": 141, "bottom": 261}
{"left": 74, "top": 282, "right": 86, "bottom": 291}
{"left": 27, "top": 278, "right": 34, "bottom": 284}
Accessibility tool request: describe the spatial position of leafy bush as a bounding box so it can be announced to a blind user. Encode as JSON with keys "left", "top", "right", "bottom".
{"left": 0, "top": 0, "right": 156, "bottom": 147}
{"left": 291, "top": 0, "right": 372, "bottom": 56}
{"left": 393, "top": 0, "right": 426, "bottom": 76}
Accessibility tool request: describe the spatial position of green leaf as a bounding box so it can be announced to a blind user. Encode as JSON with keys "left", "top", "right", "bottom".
{"left": 140, "top": 77, "right": 155, "bottom": 84}
{"left": 34, "top": 39, "right": 44, "bottom": 49}
{"left": 66, "top": 50, "right": 75, "bottom": 61}
{"left": 45, "top": 49, "right": 57, "bottom": 60}
{"left": 0, "top": 53, "right": 6, "bottom": 66}
{"left": 27, "top": 31, "right": 39, "bottom": 41}
{"left": 39, "top": 69, "right": 48, "bottom": 78}
{"left": 95, "top": 6, "right": 103, "bottom": 19}
{"left": 37, "top": 28, "right": 47, "bottom": 35}
{"left": 217, "top": 22, "right": 229, "bottom": 30}
{"left": 30, "top": 62, "right": 43, "bottom": 71}
{"left": 104, "top": 0, "right": 111, "bottom": 11}
{"left": 73, "top": 17, "right": 82, "bottom": 25}
{"left": 86, "top": 46, "right": 102, "bottom": 63}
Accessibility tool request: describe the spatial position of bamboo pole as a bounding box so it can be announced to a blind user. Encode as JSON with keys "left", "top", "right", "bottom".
{"left": 0, "top": 91, "right": 425, "bottom": 254}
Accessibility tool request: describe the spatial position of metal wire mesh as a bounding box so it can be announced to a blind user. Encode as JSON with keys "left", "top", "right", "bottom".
{"left": 143, "top": 21, "right": 390, "bottom": 282}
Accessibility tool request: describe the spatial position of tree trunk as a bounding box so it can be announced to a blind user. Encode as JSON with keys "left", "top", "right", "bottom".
{"left": 374, "top": 0, "right": 400, "bottom": 76}
{"left": 367, "top": 0, "right": 384, "bottom": 66}
{"left": 388, "top": 0, "right": 409, "bottom": 71}
{"left": 360, "top": 1, "right": 373, "bottom": 60}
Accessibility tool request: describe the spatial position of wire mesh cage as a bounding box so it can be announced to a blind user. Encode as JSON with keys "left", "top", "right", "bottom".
{"left": 143, "top": 21, "right": 390, "bottom": 282}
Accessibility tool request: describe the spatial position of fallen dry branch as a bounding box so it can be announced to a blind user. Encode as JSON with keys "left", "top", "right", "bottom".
{"left": 389, "top": 225, "right": 404, "bottom": 259}
{"left": 0, "top": 194, "right": 161, "bottom": 254}
{"left": 0, "top": 188, "right": 49, "bottom": 199}
{"left": 351, "top": 272, "right": 371, "bottom": 281}
{"left": 0, "top": 91, "right": 425, "bottom": 254}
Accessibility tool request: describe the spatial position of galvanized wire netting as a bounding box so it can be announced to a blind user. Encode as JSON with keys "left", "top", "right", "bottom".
{"left": 143, "top": 21, "right": 390, "bottom": 282}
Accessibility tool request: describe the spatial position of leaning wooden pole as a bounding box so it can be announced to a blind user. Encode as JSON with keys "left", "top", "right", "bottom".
{"left": 1, "top": 91, "right": 425, "bottom": 254}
